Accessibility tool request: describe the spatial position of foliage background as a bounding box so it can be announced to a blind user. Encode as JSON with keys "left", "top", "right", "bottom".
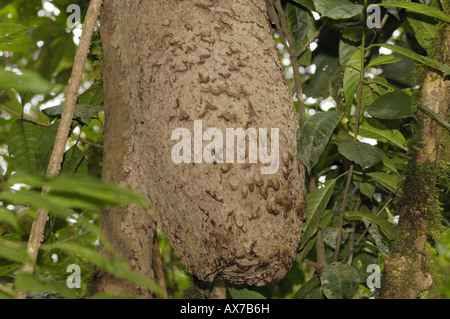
{"left": 0, "top": 0, "right": 448, "bottom": 299}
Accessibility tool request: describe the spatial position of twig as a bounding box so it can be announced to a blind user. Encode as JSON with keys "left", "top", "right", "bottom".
{"left": 152, "top": 232, "right": 168, "bottom": 299}
{"left": 333, "top": 1, "right": 368, "bottom": 261}
{"left": 316, "top": 228, "right": 327, "bottom": 275}
{"left": 271, "top": 0, "right": 306, "bottom": 122}
{"left": 296, "top": 19, "right": 328, "bottom": 58}
{"left": 333, "top": 164, "right": 355, "bottom": 262}
{"left": 17, "top": 0, "right": 103, "bottom": 299}
{"left": 364, "top": 13, "right": 389, "bottom": 61}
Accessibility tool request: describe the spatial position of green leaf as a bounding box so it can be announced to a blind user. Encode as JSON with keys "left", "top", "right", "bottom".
{"left": 370, "top": 43, "right": 450, "bottom": 75}
{"left": 0, "top": 238, "right": 28, "bottom": 264}
{"left": 345, "top": 211, "right": 396, "bottom": 239}
{"left": 313, "top": 0, "right": 363, "bottom": 19}
{"left": 323, "top": 227, "right": 352, "bottom": 249}
{"left": 343, "top": 50, "right": 361, "bottom": 108}
{"left": 351, "top": 117, "right": 407, "bottom": 151}
{"left": 339, "top": 41, "right": 358, "bottom": 65}
{"left": 382, "top": 155, "right": 400, "bottom": 175}
{"left": 6, "top": 175, "right": 147, "bottom": 209}
{"left": 338, "top": 140, "right": 384, "bottom": 168}
{"left": 228, "top": 287, "right": 266, "bottom": 299}
{"left": 377, "top": 2, "right": 450, "bottom": 23}
{"left": 78, "top": 86, "right": 104, "bottom": 106}
{"left": 406, "top": 12, "right": 438, "bottom": 55}
{"left": 366, "top": 55, "right": 403, "bottom": 68}
{"left": 0, "top": 207, "right": 23, "bottom": 235}
{"left": 15, "top": 273, "right": 77, "bottom": 299}
{"left": 0, "top": 23, "right": 28, "bottom": 41}
{"left": 7, "top": 119, "right": 41, "bottom": 175}
{"left": 61, "top": 145, "right": 88, "bottom": 176}
{"left": 35, "top": 122, "right": 58, "bottom": 176}
{"left": 0, "top": 69, "right": 52, "bottom": 93}
{"left": 364, "top": 220, "right": 390, "bottom": 256}
{"left": 42, "top": 104, "right": 103, "bottom": 126}
{"left": 293, "top": 0, "right": 316, "bottom": 11}
{"left": 366, "top": 90, "right": 415, "bottom": 119}
{"left": 353, "top": 178, "right": 375, "bottom": 198}
{"left": 418, "top": 103, "right": 450, "bottom": 132}
{"left": 296, "top": 237, "right": 316, "bottom": 265}
{"left": 287, "top": 4, "right": 311, "bottom": 44}
{"left": 292, "top": 275, "right": 322, "bottom": 299}
{"left": 321, "top": 262, "right": 359, "bottom": 299}
{"left": 299, "top": 179, "right": 337, "bottom": 250}
{"left": 0, "top": 23, "right": 32, "bottom": 52}
{"left": 367, "top": 172, "right": 402, "bottom": 193}
{"left": 297, "top": 111, "right": 343, "bottom": 173}
{"left": 0, "top": 89, "right": 23, "bottom": 118}
{"left": 43, "top": 242, "right": 164, "bottom": 297}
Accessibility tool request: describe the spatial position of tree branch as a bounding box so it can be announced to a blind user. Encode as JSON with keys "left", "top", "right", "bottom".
{"left": 17, "top": 0, "right": 103, "bottom": 299}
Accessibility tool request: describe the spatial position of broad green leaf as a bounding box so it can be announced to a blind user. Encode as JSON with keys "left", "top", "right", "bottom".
{"left": 0, "top": 23, "right": 28, "bottom": 41}
{"left": 43, "top": 242, "right": 163, "bottom": 296}
{"left": 0, "top": 89, "right": 22, "bottom": 118}
{"left": 382, "top": 155, "right": 400, "bottom": 175}
{"left": 6, "top": 175, "right": 147, "bottom": 209}
{"left": 341, "top": 27, "right": 374, "bottom": 43}
{"left": 293, "top": 0, "right": 316, "bottom": 11}
{"left": 35, "top": 122, "right": 58, "bottom": 176}
{"left": 0, "top": 207, "right": 23, "bottom": 234}
{"left": 367, "top": 172, "right": 402, "bottom": 193}
{"left": 339, "top": 41, "right": 358, "bottom": 65}
{"left": 0, "top": 189, "right": 105, "bottom": 239}
{"left": 42, "top": 104, "right": 103, "bottom": 126}
{"left": 7, "top": 119, "right": 41, "bottom": 175}
{"left": 343, "top": 50, "right": 361, "bottom": 108}
{"left": 338, "top": 140, "right": 384, "bottom": 168}
{"left": 321, "top": 262, "right": 359, "bottom": 299}
{"left": 364, "top": 220, "right": 390, "bottom": 256}
{"left": 61, "top": 145, "right": 88, "bottom": 176}
{"left": 0, "top": 23, "right": 32, "bottom": 52}
{"left": 366, "top": 55, "right": 403, "bottom": 68}
{"left": 15, "top": 273, "right": 77, "bottom": 299}
{"left": 407, "top": 12, "right": 438, "bottom": 55}
{"left": 351, "top": 118, "right": 407, "bottom": 150}
{"left": 0, "top": 238, "right": 28, "bottom": 263}
{"left": 377, "top": 2, "right": 450, "bottom": 23}
{"left": 304, "top": 54, "right": 340, "bottom": 98}
{"left": 293, "top": 275, "right": 322, "bottom": 299}
{"left": 360, "top": 83, "right": 379, "bottom": 108}
{"left": 323, "top": 227, "right": 352, "bottom": 249}
{"left": 353, "top": 178, "right": 375, "bottom": 198}
{"left": 228, "top": 287, "right": 266, "bottom": 299}
{"left": 297, "top": 111, "right": 343, "bottom": 173}
{"left": 78, "top": 86, "right": 104, "bottom": 106}
{"left": 0, "top": 69, "right": 52, "bottom": 92}
{"left": 418, "top": 104, "right": 450, "bottom": 132}
{"left": 370, "top": 43, "right": 450, "bottom": 75}
{"left": 345, "top": 211, "right": 396, "bottom": 239}
{"left": 366, "top": 90, "right": 415, "bottom": 119}
{"left": 287, "top": 4, "right": 311, "bottom": 44}
{"left": 299, "top": 179, "right": 337, "bottom": 250}
{"left": 313, "top": 0, "right": 363, "bottom": 19}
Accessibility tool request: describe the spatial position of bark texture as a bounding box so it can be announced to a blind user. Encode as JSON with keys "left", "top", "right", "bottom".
{"left": 379, "top": 23, "right": 449, "bottom": 299}
{"left": 101, "top": 0, "right": 305, "bottom": 288}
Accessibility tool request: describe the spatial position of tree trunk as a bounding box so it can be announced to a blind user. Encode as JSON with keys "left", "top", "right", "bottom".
{"left": 97, "top": 0, "right": 305, "bottom": 294}
{"left": 379, "top": 23, "right": 449, "bottom": 299}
